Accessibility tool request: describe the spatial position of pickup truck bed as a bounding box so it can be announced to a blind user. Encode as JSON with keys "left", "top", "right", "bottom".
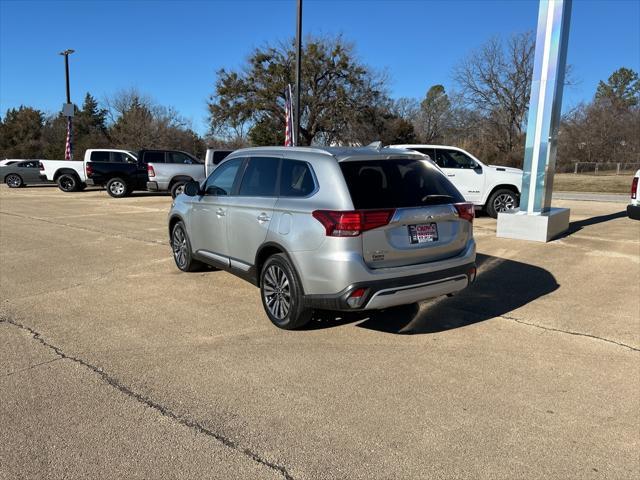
{"left": 39, "top": 160, "right": 87, "bottom": 192}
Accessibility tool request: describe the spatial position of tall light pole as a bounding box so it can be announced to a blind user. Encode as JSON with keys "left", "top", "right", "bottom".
{"left": 294, "top": 0, "right": 302, "bottom": 146}
{"left": 59, "top": 49, "right": 75, "bottom": 159}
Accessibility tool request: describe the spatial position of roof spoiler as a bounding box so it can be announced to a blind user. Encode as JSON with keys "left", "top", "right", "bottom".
{"left": 366, "top": 141, "right": 384, "bottom": 150}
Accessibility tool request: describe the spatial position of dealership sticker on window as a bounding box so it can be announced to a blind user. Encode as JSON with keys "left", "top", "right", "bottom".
{"left": 408, "top": 223, "right": 439, "bottom": 244}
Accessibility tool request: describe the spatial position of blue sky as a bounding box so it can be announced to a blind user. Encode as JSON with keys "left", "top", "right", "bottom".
{"left": 1, "top": 0, "right": 638, "bottom": 134}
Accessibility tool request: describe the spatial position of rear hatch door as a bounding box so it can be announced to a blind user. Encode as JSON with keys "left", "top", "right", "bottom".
{"left": 339, "top": 157, "right": 472, "bottom": 269}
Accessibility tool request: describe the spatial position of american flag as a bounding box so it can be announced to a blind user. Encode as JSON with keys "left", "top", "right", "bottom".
{"left": 64, "top": 117, "right": 73, "bottom": 160}
{"left": 284, "top": 84, "right": 294, "bottom": 147}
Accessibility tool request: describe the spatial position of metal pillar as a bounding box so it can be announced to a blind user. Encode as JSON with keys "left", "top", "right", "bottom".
{"left": 497, "top": 0, "right": 572, "bottom": 242}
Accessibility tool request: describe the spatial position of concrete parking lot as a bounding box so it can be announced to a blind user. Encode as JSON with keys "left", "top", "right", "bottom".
{"left": 1, "top": 185, "right": 638, "bottom": 479}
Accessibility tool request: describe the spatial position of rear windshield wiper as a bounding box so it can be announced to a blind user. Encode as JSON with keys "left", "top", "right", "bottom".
{"left": 421, "top": 194, "right": 455, "bottom": 204}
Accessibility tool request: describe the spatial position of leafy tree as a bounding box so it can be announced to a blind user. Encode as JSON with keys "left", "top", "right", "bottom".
{"left": 208, "top": 35, "right": 388, "bottom": 145}
{"left": 595, "top": 67, "right": 640, "bottom": 108}
{"left": 0, "top": 106, "right": 44, "bottom": 158}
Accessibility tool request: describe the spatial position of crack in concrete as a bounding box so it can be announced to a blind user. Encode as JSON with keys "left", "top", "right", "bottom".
{"left": 0, "top": 211, "right": 167, "bottom": 247}
{"left": 0, "top": 316, "right": 295, "bottom": 480}
{"left": 498, "top": 314, "right": 639, "bottom": 352}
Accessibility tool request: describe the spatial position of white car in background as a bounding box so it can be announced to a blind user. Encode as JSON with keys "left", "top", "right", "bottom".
{"left": 389, "top": 144, "right": 523, "bottom": 218}
{"left": 627, "top": 169, "right": 640, "bottom": 220}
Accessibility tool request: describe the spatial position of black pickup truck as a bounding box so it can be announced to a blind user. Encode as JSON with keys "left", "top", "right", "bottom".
{"left": 85, "top": 149, "right": 199, "bottom": 198}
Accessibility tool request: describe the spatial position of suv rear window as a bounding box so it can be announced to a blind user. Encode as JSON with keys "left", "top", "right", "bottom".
{"left": 339, "top": 159, "right": 464, "bottom": 209}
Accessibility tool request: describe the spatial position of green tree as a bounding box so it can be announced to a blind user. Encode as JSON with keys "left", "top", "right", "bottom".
{"left": 0, "top": 106, "right": 45, "bottom": 158}
{"left": 595, "top": 67, "right": 640, "bottom": 108}
{"left": 208, "top": 35, "right": 388, "bottom": 145}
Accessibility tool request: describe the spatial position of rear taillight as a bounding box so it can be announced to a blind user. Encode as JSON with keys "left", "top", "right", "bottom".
{"left": 454, "top": 202, "right": 475, "bottom": 223}
{"left": 148, "top": 164, "right": 156, "bottom": 178}
{"left": 312, "top": 209, "right": 395, "bottom": 237}
{"left": 85, "top": 163, "right": 93, "bottom": 177}
{"left": 632, "top": 177, "right": 638, "bottom": 200}
{"left": 38, "top": 161, "right": 44, "bottom": 170}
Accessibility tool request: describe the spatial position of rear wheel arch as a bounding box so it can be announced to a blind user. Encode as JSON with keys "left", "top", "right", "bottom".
{"left": 483, "top": 184, "right": 519, "bottom": 206}
{"left": 53, "top": 168, "right": 80, "bottom": 181}
{"left": 169, "top": 176, "right": 193, "bottom": 188}
{"left": 254, "top": 242, "right": 299, "bottom": 288}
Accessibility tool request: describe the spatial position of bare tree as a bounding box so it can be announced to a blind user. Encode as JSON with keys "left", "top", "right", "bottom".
{"left": 453, "top": 32, "right": 534, "bottom": 160}
{"left": 416, "top": 85, "right": 451, "bottom": 143}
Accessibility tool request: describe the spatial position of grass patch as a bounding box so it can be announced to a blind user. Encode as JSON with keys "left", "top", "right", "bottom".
{"left": 553, "top": 173, "right": 633, "bottom": 193}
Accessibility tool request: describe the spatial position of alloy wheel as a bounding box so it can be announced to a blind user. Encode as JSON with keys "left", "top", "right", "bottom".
{"left": 262, "top": 265, "right": 291, "bottom": 320}
{"left": 110, "top": 181, "right": 125, "bottom": 196}
{"left": 493, "top": 193, "right": 516, "bottom": 213}
{"left": 6, "top": 174, "right": 21, "bottom": 187}
{"left": 60, "top": 176, "right": 75, "bottom": 191}
{"left": 172, "top": 226, "right": 188, "bottom": 268}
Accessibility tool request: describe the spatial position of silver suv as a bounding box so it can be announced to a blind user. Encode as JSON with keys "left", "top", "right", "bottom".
{"left": 168, "top": 146, "right": 477, "bottom": 329}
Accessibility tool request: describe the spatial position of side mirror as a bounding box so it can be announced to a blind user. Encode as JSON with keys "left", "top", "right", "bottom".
{"left": 473, "top": 164, "right": 483, "bottom": 173}
{"left": 183, "top": 180, "right": 200, "bottom": 197}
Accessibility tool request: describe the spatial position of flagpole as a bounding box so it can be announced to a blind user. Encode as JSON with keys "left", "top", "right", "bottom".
{"left": 294, "top": 0, "right": 302, "bottom": 146}
{"left": 289, "top": 84, "right": 295, "bottom": 146}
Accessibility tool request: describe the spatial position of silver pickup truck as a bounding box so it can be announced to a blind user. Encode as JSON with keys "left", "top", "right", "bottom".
{"left": 146, "top": 149, "right": 232, "bottom": 197}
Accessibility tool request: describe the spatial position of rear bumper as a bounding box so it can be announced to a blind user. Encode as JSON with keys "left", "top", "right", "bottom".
{"left": 147, "top": 181, "right": 159, "bottom": 191}
{"left": 628, "top": 204, "right": 640, "bottom": 220}
{"left": 85, "top": 178, "right": 96, "bottom": 186}
{"left": 39, "top": 175, "right": 48, "bottom": 181}
{"left": 303, "top": 262, "right": 476, "bottom": 311}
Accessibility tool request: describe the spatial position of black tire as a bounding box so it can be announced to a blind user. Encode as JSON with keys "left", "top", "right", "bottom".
{"left": 486, "top": 188, "right": 519, "bottom": 218}
{"left": 171, "top": 221, "right": 205, "bottom": 272}
{"left": 170, "top": 181, "right": 186, "bottom": 198}
{"left": 260, "top": 253, "right": 312, "bottom": 330}
{"left": 106, "top": 177, "right": 130, "bottom": 198}
{"left": 57, "top": 173, "right": 79, "bottom": 192}
{"left": 5, "top": 174, "right": 23, "bottom": 188}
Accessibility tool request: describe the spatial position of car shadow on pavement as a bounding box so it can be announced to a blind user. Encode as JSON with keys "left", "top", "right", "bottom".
{"left": 304, "top": 254, "right": 559, "bottom": 334}
{"left": 558, "top": 210, "right": 627, "bottom": 238}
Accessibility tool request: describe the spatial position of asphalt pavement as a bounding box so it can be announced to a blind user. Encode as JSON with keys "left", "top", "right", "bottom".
{"left": 1, "top": 185, "right": 638, "bottom": 479}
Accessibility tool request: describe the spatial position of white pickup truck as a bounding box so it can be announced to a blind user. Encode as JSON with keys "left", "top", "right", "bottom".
{"left": 40, "top": 149, "right": 136, "bottom": 192}
{"left": 390, "top": 144, "right": 523, "bottom": 218}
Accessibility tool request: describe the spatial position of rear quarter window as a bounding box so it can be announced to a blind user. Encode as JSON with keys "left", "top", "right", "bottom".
{"left": 279, "top": 159, "right": 315, "bottom": 197}
{"left": 90, "top": 151, "right": 110, "bottom": 162}
{"left": 339, "top": 159, "right": 464, "bottom": 209}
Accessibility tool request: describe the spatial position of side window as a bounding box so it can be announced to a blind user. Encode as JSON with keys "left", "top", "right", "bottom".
{"left": 168, "top": 152, "right": 197, "bottom": 164}
{"left": 279, "top": 159, "right": 315, "bottom": 197}
{"left": 90, "top": 151, "right": 110, "bottom": 162}
{"left": 437, "top": 149, "right": 477, "bottom": 169}
{"left": 143, "top": 151, "right": 165, "bottom": 164}
{"left": 204, "top": 158, "right": 243, "bottom": 196}
{"left": 18, "top": 161, "right": 36, "bottom": 168}
{"left": 111, "top": 152, "right": 137, "bottom": 164}
{"left": 238, "top": 157, "right": 279, "bottom": 197}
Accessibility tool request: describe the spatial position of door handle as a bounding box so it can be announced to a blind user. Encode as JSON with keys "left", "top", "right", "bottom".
{"left": 216, "top": 208, "right": 226, "bottom": 217}
{"left": 447, "top": 174, "right": 455, "bottom": 177}
{"left": 257, "top": 213, "right": 271, "bottom": 223}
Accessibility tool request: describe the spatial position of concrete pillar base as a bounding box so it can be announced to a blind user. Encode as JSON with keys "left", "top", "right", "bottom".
{"left": 496, "top": 208, "right": 570, "bottom": 242}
